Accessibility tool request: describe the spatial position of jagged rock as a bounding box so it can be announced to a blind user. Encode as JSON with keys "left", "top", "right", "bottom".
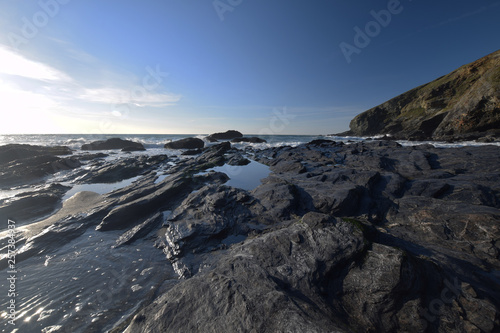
{"left": 251, "top": 179, "right": 302, "bottom": 222}
{"left": 306, "top": 139, "right": 337, "bottom": 146}
{"left": 226, "top": 153, "right": 250, "bottom": 166}
{"left": 123, "top": 214, "right": 366, "bottom": 333}
{"left": 77, "top": 153, "right": 108, "bottom": 161}
{"left": 231, "top": 136, "right": 267, "bottom": 143}
{"left": 164, "top": 137, "right": 204, "bottom": 149}
{"left": 113, "top": 212, "right": 163, "bottom": 247}
{"left": 206, "top": 130, "right": 243, "bottom": 142}
{"left": 0, "top": 154, "right": 81, "bottom": 189}
{"left": 75, "top": 155, "right": 168, "bottom": 184}
{"left": 0, "top": 144, "right": 78, "bottom": 189}
{"left": 96, "top": 172, "right": 229, "bottom": 231}
{"left": 0, "top": 144, "right": 72, "bottom": 165}
{"left": 386, "top": 196, "right": 500, "bottom": 266}
{"left": 181, "top": 148, "right": 203, "bottom": 155}
{"left": 81, "top": 138, "right": 145, "bottom": 151}
{"left": 161, "top": 185, "right": 252, "bottom": 262}
{"left": 190, "top": 142, "right": 232, "bottom": 171}
{"left": 0, "top": 183, "right": 70, "bottom": 225}
{"left": 122, "top": 145, "right": 146, "bottom": 152}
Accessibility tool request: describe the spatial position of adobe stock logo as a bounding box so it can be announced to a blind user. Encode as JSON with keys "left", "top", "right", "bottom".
{"left": 339, "top": 0, "right": 406, "bottom": 64}
{"left": 213, "top": 0, "right": 243, "bottom": 21}
{"left": 8, "top": 0, "right": 71, "bottom": 49}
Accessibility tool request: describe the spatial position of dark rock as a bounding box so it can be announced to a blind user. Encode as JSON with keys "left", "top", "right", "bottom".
{"left": 113, "top": 212, "right": 163, "bottom": 247}
{"left": 231, "top": 136, "right": 267, "bottom": 143}
{"left": 206, "top": 130, "right": 243, "bottom": 142}
{"left": 271, "top": 160, "right": 307, "bottom": 174}
{"left": 122, "top": 146, "right": 146, "bottom": 152}
{"left": 251, "top": 180, "right": 302, "bottom": 222}
{"left": 161, "top": 185, "right": 252, "bottom": 264}
{"left": 476, "top": 136, "right": 495, "bottom": 143}
{"left": 386, "top": 196, "right": 500, "bottom": 266}
{"left": 96, "top": 171, "right": 229, "bottom": 231}
{"left": 164, "top": 137, "right": 204, "bottom": 149}
{"left": 181, "top": 148, "right": 203, "bottom": 155}
{"left": 341, "top": 243, "right": 431, "bottom": 332}
{"left": 306, "top": 139, "right": 337, "bottom": 146}
{"left": 124, "top": 214, "right": 366, "bottom": 333}
{"left": 191, "top": 142, "right": 232, "bottom": 171}
{"left": 226, "top": 153, "right": 250, "bottom": 166}
{"left": 77, "top": 153, "right": 108, "bottom": 161}
{"left": 0, "top": 155, "right": 81, "bottom": 189}
{"left": 76, "top": 155, "right": 168, "bottom": 184}
{"left": 81, "top": 138, "right": 145, "bottom": 151}
{"left": 0, "top": 144, "right": 72, "bottom": 165}
{"left": 0, "top": 183, "right": 70, "bottom": 225}
{"left": 96, "top": 173, "right": 194, "bottom": 231}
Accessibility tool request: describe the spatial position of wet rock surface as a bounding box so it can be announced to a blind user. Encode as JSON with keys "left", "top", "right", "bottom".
{"left": 2, "top": 140, "right": 500, "bottom": 332}
{"left": 0, "top": 183, "right": 70, "bottom": 225}
{"left": 0, "top": 144, "right": 80, "bottom": 189}
{"left": 0, "top": 144, "right": 72, "bottom": 164}
{"left": 75, "top": 154, "right": 169, "bottom": 184}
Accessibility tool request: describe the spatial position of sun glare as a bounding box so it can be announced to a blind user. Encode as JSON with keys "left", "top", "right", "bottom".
{"left": 0, "top": 80, "right": 62, "bottom": 134}
{"left": 0, "top": 47, "right": 70, "bottom": 82}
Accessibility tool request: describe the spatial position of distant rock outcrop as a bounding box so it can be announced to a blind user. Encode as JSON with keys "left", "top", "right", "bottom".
{"left": 231, "top": 136, "right": 267, "bottom": 143}
{"left": 206, "top": 130, "right": 243, "bottom": 142}
{"left": 0, "top": 144, "right": 72, "bottom": 164}
{"left": 0, "top": 144, "right": 80, "bottom": 189}
{"left": 164, "top": 138, "right": 204, "bottom": 150}
{"left": 81, "top": 138, "right": 145, "bottom": 151}
{"left": 348, "top": 50, "right": 500, "bottom": 141}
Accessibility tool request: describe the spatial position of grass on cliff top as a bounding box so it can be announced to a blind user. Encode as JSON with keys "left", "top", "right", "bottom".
{"left": 397, "top": 107, "right": 427, "bottom": 119}
{"left": 490, "top": 66, "right": 500, "bottom": 88}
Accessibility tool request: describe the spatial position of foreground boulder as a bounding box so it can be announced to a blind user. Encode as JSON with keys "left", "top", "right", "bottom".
{"left": 81, "top": 138, "right": 145, "bottom": 151}
{"left": 164, "top": 137, "right": 204, "bottom": 149}
{"left": 206, "top": 130, "right": 243, "bottom": 142}
{"left": 125, "top": 214, "right": 366, "bottom": 333}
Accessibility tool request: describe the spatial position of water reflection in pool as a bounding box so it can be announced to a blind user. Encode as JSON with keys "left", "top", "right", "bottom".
{"left": 204, "top": 160, "right": 270, "bottom": 191}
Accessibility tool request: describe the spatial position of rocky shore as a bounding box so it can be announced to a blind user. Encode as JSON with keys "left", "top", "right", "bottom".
{"left": 1, "top": 137, "right": 499, "bottom": 332}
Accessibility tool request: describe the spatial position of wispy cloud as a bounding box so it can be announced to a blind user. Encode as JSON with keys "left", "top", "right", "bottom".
{"left": 0, "top": 44, "right": 182, "bottom": 108}
{"left": 78, "top": 87, "right": 182, "bottom": 107}
{"left": 0, "top": 42, "right": 183, "bottom": 133}
{"left": 0, "top": 46, "right": 72, "bottom": 82}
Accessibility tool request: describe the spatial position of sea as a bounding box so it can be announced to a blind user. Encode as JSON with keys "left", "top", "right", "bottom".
{"left": 0, "top": 133, "right": 498, "bottom": 333}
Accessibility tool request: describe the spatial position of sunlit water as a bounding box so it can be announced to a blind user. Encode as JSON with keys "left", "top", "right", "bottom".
{"left": 0, "top": 227, "right": 174, "bottom": 333}
{"left": 202, "top": 160, "right": 271, "bottom": 191}
{"left": 60, "top": 176, "right": 143, "bottom": 201}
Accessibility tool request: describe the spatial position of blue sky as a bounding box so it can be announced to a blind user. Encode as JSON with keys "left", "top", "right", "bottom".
{"left": 0, "top": 0, "right": 499, "bottom": 135}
